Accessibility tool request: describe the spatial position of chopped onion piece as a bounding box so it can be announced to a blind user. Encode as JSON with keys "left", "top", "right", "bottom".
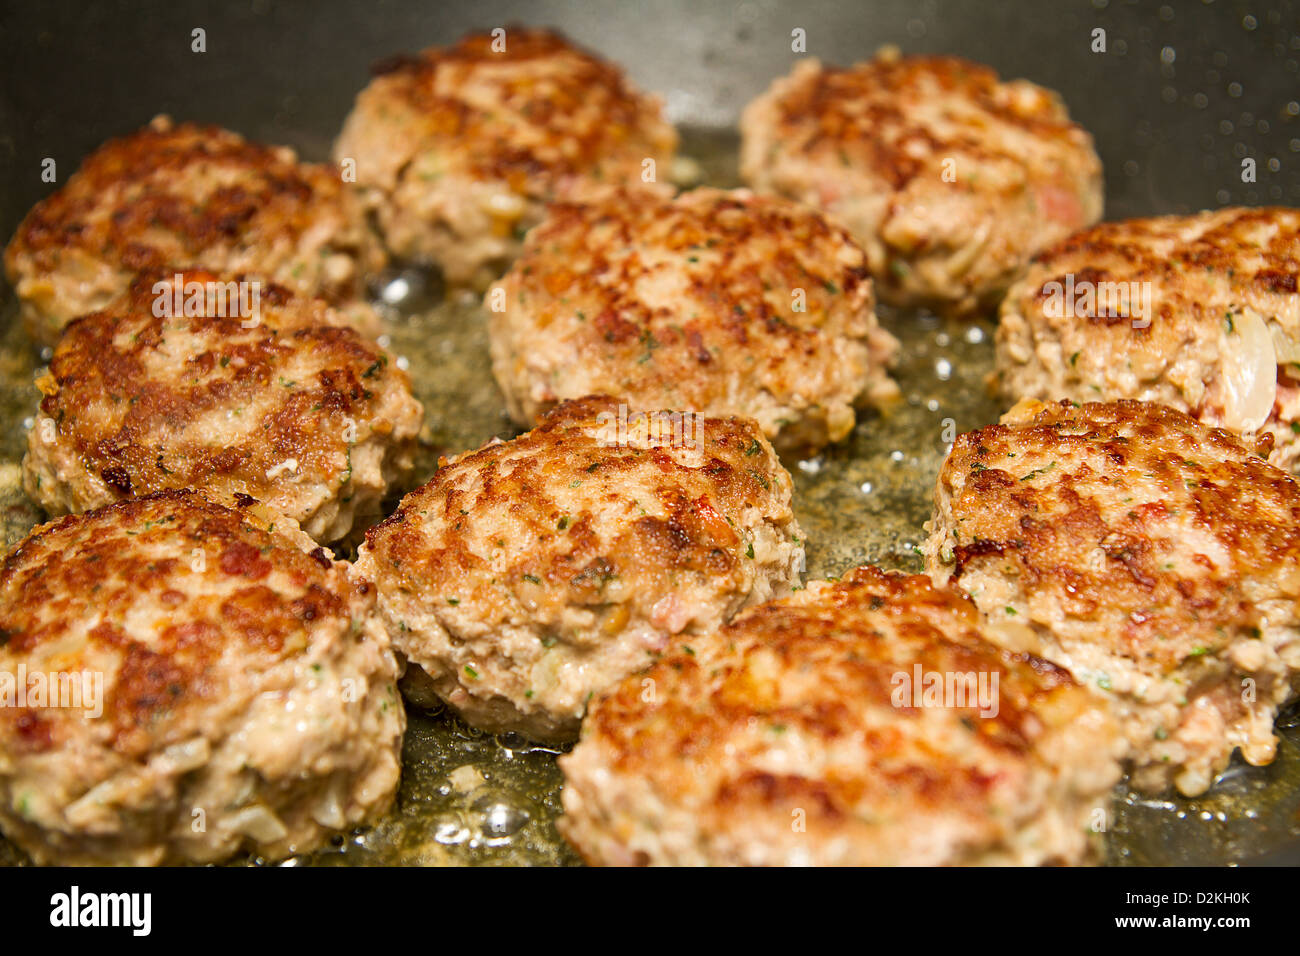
{"left": 311, "top": 783, "right": 347, "bottom": 831}
{"left": 227, "top": 805, "right": 289, "bottom": 843}
{"left": 1220, "top": 308, "right": 1277, "bottom": 433}
{"left": 156, "top": 737, "right": 211, "bottom": 774}
{"left": 1269, "top": 321, "right": 1300, "bottom": 366}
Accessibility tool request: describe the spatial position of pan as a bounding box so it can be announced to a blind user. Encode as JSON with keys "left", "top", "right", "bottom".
{"left": 1, "top": 0, "right": 1298, "bottom": 866}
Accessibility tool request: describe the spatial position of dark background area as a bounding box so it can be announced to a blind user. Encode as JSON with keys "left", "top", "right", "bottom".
{"left": 0, "top": 0, "right": 1297, "bottom": 252}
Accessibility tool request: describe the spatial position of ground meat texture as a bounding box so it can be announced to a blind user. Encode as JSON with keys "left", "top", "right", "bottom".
{"left": 487, "top": 187, "right": 900, "bottom": 455}
{"left": 333, "top": 27, "right": 678, "bottom": 290}
{"left": 21, "top": 270, "right": 423, "bottom": 544}
{"left": 4, "top": 115, "right": 384, "bottom": 346}
{"left": 996, "top": 207, "right": 1300, "bottom": 473}
{"left": 558, "top": 566, "right": 1123, "bottom": 866}
{"left": 351, "top": 395, "right": 806, "bottom": 744}
{"left": 0, "top": 489, "right": 405, "bottom": 865}
{"left": 740, "top": 48, "right": 1103, "bottom": 316}
{"left": 923, "top": 399, "right": 1300, "bottom": 797}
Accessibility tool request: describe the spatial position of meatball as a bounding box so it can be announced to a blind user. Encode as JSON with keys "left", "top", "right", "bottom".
{"left": 333, "top": 27, "right": 678, "bottom": 289}
{"left": 923, "top": 399, "right": 1300, "bottom": 796}
{"left": 0, "top": 489, "right": 405, "bottom": 865}
{"left": 740, "top": 48, "right": 1103, "bottom": 315}
{"left": 487, "top": 187, "right": 900, "bottom": 455}
{"left": 996, "top": 207, "right": 1300, "bottom": 473}
{"left": 4, "top": 115, "right": 384, "bottom": 346}
{"left": 22, "top": 270, "right": 423, "bottom": 544}
{"left": 351, "top": 395, "right": 805, "bottom": 744}
{"left": 559, "top": 566, "right": 1123, "bottom": 866}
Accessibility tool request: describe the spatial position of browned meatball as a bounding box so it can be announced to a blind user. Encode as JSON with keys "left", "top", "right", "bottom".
{"left": 5, "top": 115, "right": 383, "bottom": 345}
{"left": 334, "top": 27, "right": 678, "bottom": 288}
{"left": 488, "top": 187, "right": 899, "bottom": 455}
{"left": 997, "top": 208, "right": 1300, "bottom": 473}
{"left": 924, "top": 399, "right": 1300, "bottom": 796}
{"left": 560, "top": 566, "right": 1122, "bottom": 865}
{"left": 741, "top": 48, "right": 1103, "bottom": 315}
{"left": 22, "top": 270, "right": 423, "bottom": 544}
{"left": 0, "top": 489, "right": 404, "bottom": 865}
{"left": 353, "top": 396, "right": 805, "bottom": 743}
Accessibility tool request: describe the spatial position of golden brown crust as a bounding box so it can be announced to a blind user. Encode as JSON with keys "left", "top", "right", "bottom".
{"left": 367, "top": 395, "right": 793, "bottom": 595}
{"left": 355, "top": 395, "right": 805, "bottom": 742}
{"left": 351, "top": 27, "right": 674, "bottom": 192}
{"left": 936, "top": 399, "right": 1299, "bottom": 668}
{"left": 4, "top": 116, "right": 382, "bottom": 343}
{"left": 0, "top": 488, "right": 405, "bottom": 865}
{"left": 589, "top": 569, "right": 1076, "bottom": 772}
{"left": 0, "top": 490, "right": 352, "bottom": 755}
{"left": 23, "top": 270, "right": 422, "bottom": 542}
{"left": 925, "top": 399, "right": 1300, "bottom": 794}
{"left": 740, "top": 51, "right": 1103, "bottom": 313}
{"left": 12, "top": 123, "right": 329, "bottom": 270}
{"left": 1023, "top": 208, "right": 1300, "bottom": 298}
{"left": 488, "top": 188, "right": 899, "bottom": 453}
{"left": 756, "top": 55, "right": 1087, "bottom": 189}
{"left": 332, "top": 27, "right": 677, "bottom": 287}
{"left": 996, "top": 208, "right": 1300, "bottom": 470}
{"left": 561, "top": 566, "right": 1121, "bottom": 865}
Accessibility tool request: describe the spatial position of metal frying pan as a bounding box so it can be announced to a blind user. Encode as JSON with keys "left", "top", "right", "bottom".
{"left": 1, "top": 0, "right": 1298, "bottom": 866}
